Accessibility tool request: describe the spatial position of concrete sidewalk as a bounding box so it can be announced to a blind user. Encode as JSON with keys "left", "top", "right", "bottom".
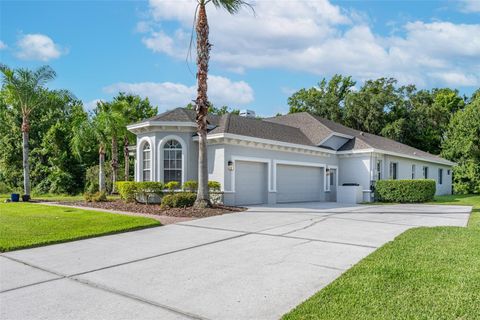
{"left": 0, "top": 203, "right": 471, "bottom": 320}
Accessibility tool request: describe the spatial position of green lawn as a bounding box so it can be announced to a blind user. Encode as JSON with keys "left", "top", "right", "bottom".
{"left": 0, "top": 193, "right": 119, "bottom": 202}
{"left": 0, "top": 202, "right": 160, "bottom": 252}
{"left": 283, "top": 194, "right": 480, "bottom": 320}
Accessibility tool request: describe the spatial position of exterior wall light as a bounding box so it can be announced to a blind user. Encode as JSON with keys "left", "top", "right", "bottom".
{"left": 227, "top": 160, "right": 234, "bottom": 171}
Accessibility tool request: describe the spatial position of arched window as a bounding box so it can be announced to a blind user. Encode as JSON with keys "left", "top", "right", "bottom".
{"left": 142, "top": 142, "right": 151, "bottom": 181}
{"left": 163, "top": 139, "right": 182, "bottom": 184}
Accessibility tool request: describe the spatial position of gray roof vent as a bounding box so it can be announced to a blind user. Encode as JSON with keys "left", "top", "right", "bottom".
{"left": 239, "top": 109, "right": 256, "bottom": 118}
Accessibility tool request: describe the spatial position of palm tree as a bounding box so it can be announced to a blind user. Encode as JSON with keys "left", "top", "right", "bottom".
{"left": 194, "top": 0, "right": 252, "bottom": 208}
{"left": 0, "top": 64, "right": 56, "bottom": 198}
{"left": 95, "top": 101, "right": 127, "bottom": 193}
{"left": 71, "top": 105, "right": 108, "bottom": 193}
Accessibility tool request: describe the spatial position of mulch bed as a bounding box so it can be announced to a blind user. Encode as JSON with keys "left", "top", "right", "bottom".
{"left": 64, "top": 199, "right": 246, "bottom": 218}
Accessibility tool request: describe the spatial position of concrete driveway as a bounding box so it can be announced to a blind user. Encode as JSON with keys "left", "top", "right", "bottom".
{"left": 0, "top": 202, "right": 471, "bottom": 320}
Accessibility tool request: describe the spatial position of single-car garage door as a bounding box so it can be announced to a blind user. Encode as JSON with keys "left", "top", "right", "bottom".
{"left": 276, "top": 164, "right": 323, "bottom": 203}
{"left": 235, "top": 161, "right": 268, "bottom": 206}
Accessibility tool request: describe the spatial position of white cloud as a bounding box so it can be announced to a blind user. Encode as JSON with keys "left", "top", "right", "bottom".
{"left": 459, "top": 0, "right": 480, "bottom": 13}
{"left": 140, "top": 0, "right": 480, "bottom": 87}
{"left": 0, "top": 40, "right": 6, "bottom": 50}
{"left": 15, "top": 34, "right": 64, "bottom": 61}
{"left": 429, "top": 71, "right": 478, "bottom": 87}
{"left": 103, "top": 75, "right": 254, "bottom": 111}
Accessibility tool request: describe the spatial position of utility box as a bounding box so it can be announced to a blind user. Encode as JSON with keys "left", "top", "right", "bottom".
{"left": 337, "top": 185, "right": 363, "bottom": 204}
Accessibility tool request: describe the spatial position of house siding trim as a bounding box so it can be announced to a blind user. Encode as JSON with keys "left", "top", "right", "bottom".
{"left": 195, "top": 133, "right": 336, "bottom": 155}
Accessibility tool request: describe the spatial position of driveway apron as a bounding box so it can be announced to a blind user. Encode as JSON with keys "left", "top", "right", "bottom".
{"left": 0, "top": 202, "right": 471, "bottom": 320}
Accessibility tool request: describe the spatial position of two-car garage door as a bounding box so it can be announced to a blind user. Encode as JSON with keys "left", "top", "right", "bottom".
{"left": 234, "top": 160, "right": 324, "bottom": 205}
{"left": 276, "top": 164, "right": 323, "bottom": 203}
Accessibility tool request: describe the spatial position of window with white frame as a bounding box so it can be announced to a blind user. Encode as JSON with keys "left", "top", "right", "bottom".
{"left": 438, "top": 168, "right": 443, "bottom": 185}
{"left": 411, "top": 164, "right": 416, "bottom": 179}
{"left": 423, "top": 166, "right": 429, "bottom": 179}
{"left": 389, "top": 162, "right": 398, "bottom": 180}
{"left": 163, "top": 140, "right": 182, "bottom": 184}
{"left": 142, "top": 142, "right": 151, "bottom": 181}
{"left": 376, "top": 160, "right": 383, "bottom": 180}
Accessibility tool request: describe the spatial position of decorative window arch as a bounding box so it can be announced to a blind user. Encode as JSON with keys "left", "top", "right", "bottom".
{"left": 163, "top": 139, "right": 183, "bottom": 184}
{"left": 142, "top": 142, "right": 152, "bottom": 181}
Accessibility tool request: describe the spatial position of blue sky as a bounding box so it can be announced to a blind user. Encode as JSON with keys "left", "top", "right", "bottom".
{"left": 1, "top": 0, "right": 479, "bottom": 116}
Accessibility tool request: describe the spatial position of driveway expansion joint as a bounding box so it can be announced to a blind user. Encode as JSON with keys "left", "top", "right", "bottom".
{"left": 71, "top": 277, "right": 209, "bottom": 320}
{"left": 177, "top": 222, "right": 379, "bottom": 249}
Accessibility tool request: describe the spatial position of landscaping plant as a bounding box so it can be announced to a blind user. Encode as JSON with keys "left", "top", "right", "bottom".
{"left": 375, "top": 179, "right": 436, "bottom": 202}
{"left": 161, "top": 192, "right": 196, "bottom": 208}
{"left": 165, "top": 181, "right": 180, "bottom": 193}
{"left": 0, "top": 64, "right": 57, "bottom": 199}
{"left": 183, "top": 180, "right": 198, "bottom": 192}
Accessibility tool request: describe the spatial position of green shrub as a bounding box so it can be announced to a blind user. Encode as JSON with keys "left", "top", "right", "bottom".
{"left": 136, "top": 182, "right": 164, "bottom": 204}
{"left": 137, "top": 182, "right": 164, "bottom": 194}
{"left": 161, "top": 192, "right": 196, "bottom": 208}
{"left": 116, "top": 181, "right": 164, "bottom": 204}
{"left": 375, "top": 179, "right": 436, "bottom": 203}
{"left": 0, "top": 181, "right": 10, "bottom": 194}
{"left": 116, "top": 181, "right": 138, "bottom": 203}
{"left": 84, "top": 192, "right": 93, "bottom": 202}
{"left": 208, "top": 180, "right": 221, "bottom": 191}
{"left": 165, "top": 181, "right": 180, "bottom": 192}
{"left": 183, "top": 180, "right": 198, "bottom": 192}
{"left": 94, "top": 191, "right": 108, "bottom": 202}
{"left": 84, "top": 191, "right": 108, "bottom": 202}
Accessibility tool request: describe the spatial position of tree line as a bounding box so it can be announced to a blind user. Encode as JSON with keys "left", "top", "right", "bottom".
{"left": 0, "top": 66, "right": 478, "bottom": 195}
{"left": 0, "top": 64, "right": 157, "bottom": 195}
{"left": 287, "top": 75, "right": 480, "bottom": 194}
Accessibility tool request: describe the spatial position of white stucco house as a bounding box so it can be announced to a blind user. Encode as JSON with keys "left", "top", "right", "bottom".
{"left": 127, "top": 108, "right": 454, "bottom": 206}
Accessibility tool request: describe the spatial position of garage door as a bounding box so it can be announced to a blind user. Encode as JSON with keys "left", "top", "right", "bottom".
{"left": 235, "top": 161, "right": 268, "bottom": 206}
{"left": 276, "top": 164, "right": 323, "bottom": 203}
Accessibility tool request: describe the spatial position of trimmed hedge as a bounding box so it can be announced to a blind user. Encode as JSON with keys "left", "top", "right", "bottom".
{"left": 115, "top": 180, "right": 223, "bottom": 204}
{"left": 116, "top": 181, "right": 164, "bottom": 203}
{"left": 183, "top": 180, "right": 198, "bottom": 192}
{"left": 116, "top": 181, "right": 137, "bottom": 203}
{"left": 375, "top": 179, "right": 436, "bottom": 203}
{"left": 161, "top": 192, "right": 196, "bottom": 208}
{"left": 165, "top": 181, "right": 180, "bottom": 192}
{"left": 208, "top": 181, "right": 221, "bottom": 191}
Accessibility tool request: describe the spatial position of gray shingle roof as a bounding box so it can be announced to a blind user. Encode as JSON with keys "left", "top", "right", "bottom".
{"left": 267, "top": 113, "right": 451, "bottom": 164}
{"left": 209, "top": 113, "right": 312, "bottom": 146}
{"left": 134, "top": 108, "right": 453, "bottom": 165}
{"left": 264, "top": 113, "right": 332, "bottom": 145}
{"left": 131, "top": 107, "right": 221, "bottom": 125}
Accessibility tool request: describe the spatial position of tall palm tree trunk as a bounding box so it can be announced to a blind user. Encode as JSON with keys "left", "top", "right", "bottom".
{"left": 111, "top": 136, "right": 119, "bottom": 193}
{"left": 99, "top": 144, "right": 106, "bottom": 192}
{"left": 124, "top": 135, "right": 129, "bottom": 181}
{"left": 21, "top": 115, "right": 31, "bottom": 197}
{"left": 194, "top": 3, "right": 211, "bottom": 208}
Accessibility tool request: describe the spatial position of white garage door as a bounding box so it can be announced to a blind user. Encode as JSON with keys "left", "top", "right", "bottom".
{"left": 276, "top": 164, "right": 323, "bottom": 203}
{"left": 235, "top": 161, "right": 268, "bottom": 206}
